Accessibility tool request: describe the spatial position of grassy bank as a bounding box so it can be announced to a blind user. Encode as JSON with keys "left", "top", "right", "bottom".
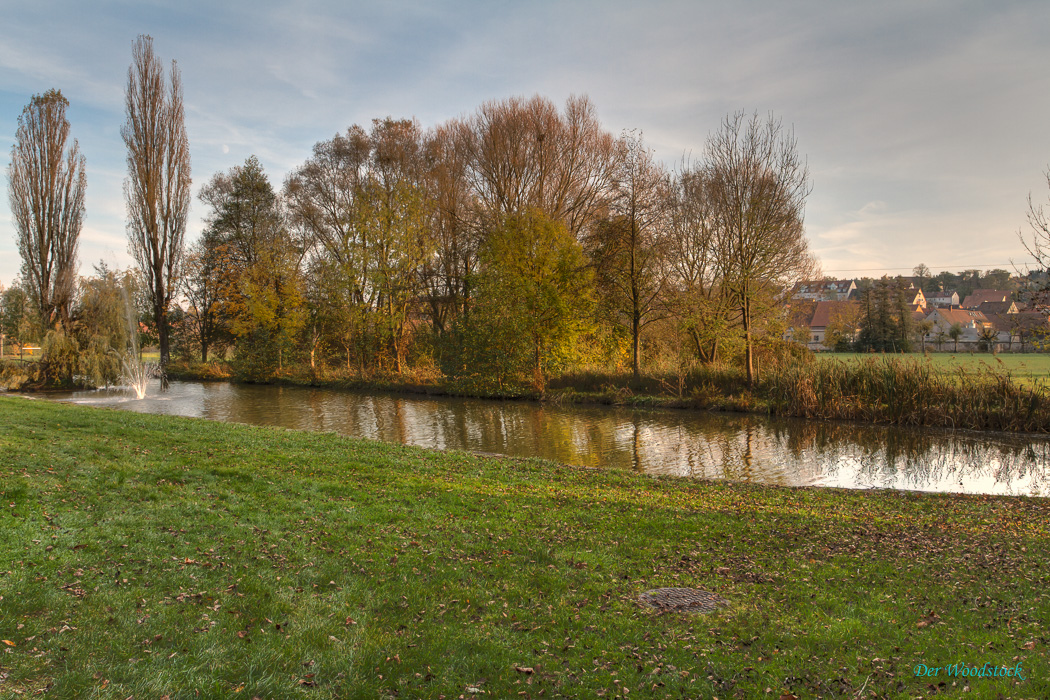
{"left": 1, "top": 398, "right": 1047, "bottom": 698}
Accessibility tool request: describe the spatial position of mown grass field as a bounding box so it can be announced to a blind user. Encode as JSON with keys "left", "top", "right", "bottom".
{"left": 820, "top": 353, "right": 1050, "bottom": 385}
{"left": 1, "top": 397, "right": 1047, "bottom": 698}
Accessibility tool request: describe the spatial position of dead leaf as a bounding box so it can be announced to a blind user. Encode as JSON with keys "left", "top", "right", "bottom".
{"left": 515, "top": 666, "right": 535, "bottom": 674}
{"left": 1, "top": 640, "right": 14, "bottom": 647}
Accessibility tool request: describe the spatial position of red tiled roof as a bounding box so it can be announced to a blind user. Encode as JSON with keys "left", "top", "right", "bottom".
{"left": 808, "top": 300, "right": 858, "bottom": 329}
{"left": 961, "top": 289, "right": 1009, "bottom": 309}
{"left": 930, "top": 308, "right": 989, "bottom": 326}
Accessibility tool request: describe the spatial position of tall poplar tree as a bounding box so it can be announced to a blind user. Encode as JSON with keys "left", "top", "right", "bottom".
{"left": 7, "top": 89, "right": 85, "bottom": 330}
{"left": 122, "top": 35, "right": 191, "bottom": 367}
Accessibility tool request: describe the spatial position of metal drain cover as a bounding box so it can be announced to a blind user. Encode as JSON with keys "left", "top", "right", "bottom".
{"left": 638, "top": 587, "right": 729, "bottom": 613}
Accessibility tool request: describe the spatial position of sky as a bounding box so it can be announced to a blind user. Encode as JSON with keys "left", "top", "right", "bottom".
{"left": 2, "top": 0, "right": 1050, "bottom": 287}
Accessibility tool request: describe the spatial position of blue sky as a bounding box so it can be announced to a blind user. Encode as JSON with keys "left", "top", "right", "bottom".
{"left": 2, "top": 0, "right": 1050, "bottom": 286}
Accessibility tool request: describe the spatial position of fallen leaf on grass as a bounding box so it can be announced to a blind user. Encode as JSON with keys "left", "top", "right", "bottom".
{"left": 1, "top": 640, "right": 14, "bottom": 647}
{"left": 515, "top": 666, "right": 534, "bottom": 674}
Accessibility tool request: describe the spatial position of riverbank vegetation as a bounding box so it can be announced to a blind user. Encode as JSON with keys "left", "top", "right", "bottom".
{"left": 1, "top": 398, "right": 1047, "bottom": 698}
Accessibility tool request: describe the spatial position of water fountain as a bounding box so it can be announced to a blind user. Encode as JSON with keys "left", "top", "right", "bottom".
{"left": 118, "top": 290, "right": 157, "bottom": 399}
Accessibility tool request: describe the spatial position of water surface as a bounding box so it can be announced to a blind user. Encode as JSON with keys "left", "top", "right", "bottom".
{"left": 42, "top": 380, "right": 1050, "bottom": 496}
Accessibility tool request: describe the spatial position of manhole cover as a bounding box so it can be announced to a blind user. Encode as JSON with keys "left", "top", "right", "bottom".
{"left": 638, "top": 587, "right": 729, "bottom": 613}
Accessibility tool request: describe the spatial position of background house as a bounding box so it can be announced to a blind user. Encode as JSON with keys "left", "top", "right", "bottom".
{"left": 926, "top": 290, "right": 960, "bottom": 307}
{"left": 961, "top": 289, "right": 1011, "bottom": 309}
{"left": 924, "top": 307, "right": 993, "bottom": 348}
{"left": 787, "top": 300, "right": 860, "bottom": 350}
{"left": 792, "top": 279, "right": 856, "bottom": 301}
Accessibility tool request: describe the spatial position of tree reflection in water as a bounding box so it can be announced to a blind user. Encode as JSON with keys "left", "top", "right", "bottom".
{"left": 46, "top": 381, "right": 1050, "bottom": 496}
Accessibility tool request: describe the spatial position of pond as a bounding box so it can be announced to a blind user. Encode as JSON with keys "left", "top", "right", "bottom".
{"left": 41, "top": 380, "right": 1050, "bottom": 496}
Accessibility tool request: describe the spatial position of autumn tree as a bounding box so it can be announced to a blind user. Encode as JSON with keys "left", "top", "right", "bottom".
{"left": 464, "top": 210, "right": 594, "bottom": 390}
{"left": 287, "top": 120, "right": 433, "bottom": 373}
{"left": 823, "top": 303, "right": 861, "bottom": 351}
{"left": 588, "top": 130, "right": 670, "bottom": 378}
{"left": 362, "top": 118, "right": 433, "bottom": 372}
{"left": 1, "top": 281, "right": 37, "bottom": 358}
{"left": 705, "top": 112, "right": 814, "bottom": 384}
{"left": 285, "top": 125, "right": 373, "bottom": 369}
{"left": 196, "top": 157, "right": 305, "bottom": 376}
{"left": 460, "top": 95, "right": 616, "bottom": 238}
{"left": 181, "top": 236, "right": 236, "bottom": 361}
{"left": 76, "top": 263, "right": 139, "bottom": 387}
{"left": 122, "top": 35, "right": 191, "bottom": 367}
{"left": 7, "top": 89, "right": 85, "bottom": 330}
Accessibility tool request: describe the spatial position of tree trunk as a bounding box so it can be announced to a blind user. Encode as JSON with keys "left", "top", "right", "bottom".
{"left": 743, "top": 298, "right": 754, "bottom": 386}
{"left": 157, "top": 302, "right": 170, "bottom": 367}
{"left": 632, "top": 312, "right": 641, "bottom": 380}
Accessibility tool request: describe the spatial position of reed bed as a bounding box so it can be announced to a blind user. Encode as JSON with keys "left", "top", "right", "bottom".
{"left": 765, "top": 356, "right": 1050, "bottom": 432}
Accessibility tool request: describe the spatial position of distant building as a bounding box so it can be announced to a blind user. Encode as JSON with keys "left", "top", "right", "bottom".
{"left": 926, "top": 290, "right": 960, "bottom": 307}
{"left": 925, "top": 308, "right": 995, "bottom": 347}
{"left": 792, "top": 279, "right": 856, "bottom": 301}
{"left": 961, "top": 289, "right": 1010, "bottom": 309}
{"left": 976, "top": 300, "right": 1018, "bottom": 315}
{"left": 907, "top": 288, "right": 927, "bottom": 310}
{"left": 787, "top": 300, "right": 859, "bottom": 349}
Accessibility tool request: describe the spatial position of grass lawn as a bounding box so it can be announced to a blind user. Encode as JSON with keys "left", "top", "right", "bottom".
{"left": 820, "top": 353, "right": 1050, "bottom": 386}
{"left": 1, "top": 397, "right": 1047, "bottom": 699}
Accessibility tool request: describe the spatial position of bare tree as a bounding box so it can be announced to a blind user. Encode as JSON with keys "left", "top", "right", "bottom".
{"left": 459, "top": 94, "right": 616, "bottom": 239}
{"left": 122, "top": 35, "right": 191, "bottom": 367}
{"left": 912, "top": 263, "right": 931, "bottom": 292}
{"left": 589, "top": 130, "right": 670, "bottom": 379}
{"left": 705, "top": 112, "right": 814, "bottom": 384}
{"left": 1021, "top": 168, "right": 1050, "bottom": 261}
{"left": 7, "top": 89, "right": 85, "bottom": 330}
{"left": 419, "top": 120, "right": 481, "bottom": 334}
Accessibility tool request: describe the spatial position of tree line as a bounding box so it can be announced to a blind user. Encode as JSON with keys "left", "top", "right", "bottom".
{"left": 180, "top": 104, "right": 814, "bottom": 388}
{"left": 5, "top": 36, "right": 816, "bottom": 389}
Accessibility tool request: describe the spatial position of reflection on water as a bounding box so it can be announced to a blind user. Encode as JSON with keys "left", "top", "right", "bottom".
{"left": 43, "top": 380, "right": 1050, "bottom": 496}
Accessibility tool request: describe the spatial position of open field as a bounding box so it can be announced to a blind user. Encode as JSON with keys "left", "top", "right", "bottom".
{"left": 1, "top": 397, "right": 1047, "bottom": 698}
{"left": 820, "top": 353, "right": 1050, "bottom": 385}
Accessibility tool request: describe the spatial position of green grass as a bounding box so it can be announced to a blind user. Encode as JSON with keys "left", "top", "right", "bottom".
{"left": 1, "top": 397, "right": 1047, "bottom": 698}
{"left": 822, "top": 352, "right": 1050, "bottom": 385}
